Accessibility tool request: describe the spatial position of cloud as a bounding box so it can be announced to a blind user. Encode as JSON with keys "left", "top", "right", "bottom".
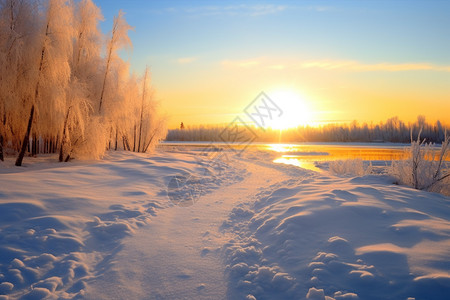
{"left": 176, "top": 57, "right": 197, "bottom": 64}
{"left": 307, "top": 5, "right": 335, "bottom": 12}
{"left": 299, "top": 60, "right": 450, "bottom": 72}
{"left": 247, "top": 4, "right": 287, "bottom": 16}
{"left": 269, "top": 64, "right": 286, "bottom": 70}
{"left": 221, "top": 59, "right": 261, "bottom": 68}
{"left": 220, "top": 57, "right": 450, "bottom": 72}
{"left": 168, "top": 4, "right": 287, "bottom": 17}
{"left": 150, "top": 4, "right": 337, "bottom": 17}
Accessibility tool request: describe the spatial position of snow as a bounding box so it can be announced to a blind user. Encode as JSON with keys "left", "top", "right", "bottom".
{"left": 1, "top": 146, "right": 449, "bottom": 299}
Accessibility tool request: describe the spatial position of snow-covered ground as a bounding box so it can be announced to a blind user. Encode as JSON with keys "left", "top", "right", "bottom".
{"left": 0, "top": 147, "right": 449, "bottom": 299}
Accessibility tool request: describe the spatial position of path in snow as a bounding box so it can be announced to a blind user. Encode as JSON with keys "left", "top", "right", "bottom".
{"left": 86, "top": 157, "right": 290, "bottom": 299}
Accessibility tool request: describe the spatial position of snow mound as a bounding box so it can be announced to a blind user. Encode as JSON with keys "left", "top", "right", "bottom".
{"left": 223, "top": 173, "right": 450, "bottom": 299}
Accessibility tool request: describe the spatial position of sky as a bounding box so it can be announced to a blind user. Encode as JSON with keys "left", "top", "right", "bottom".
{"left": 93, "top": 0, "right": 450, "bottom": 129}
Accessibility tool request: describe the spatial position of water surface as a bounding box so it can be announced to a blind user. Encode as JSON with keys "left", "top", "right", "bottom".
{"left": 161, "top": 142, "right": 447, "bottom": 172}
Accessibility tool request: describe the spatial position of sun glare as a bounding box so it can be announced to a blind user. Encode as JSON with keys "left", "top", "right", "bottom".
{"left": 266, "top": 90, "right": 315, "bottom": 130}
{"left": 268, "top": 144, "right": 294, "bottom": 152}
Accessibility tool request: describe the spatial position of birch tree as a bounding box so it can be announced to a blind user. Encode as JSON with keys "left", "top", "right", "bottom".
{"left": 60, "top": 0, "right": 103, "bottom": 161}
{"left": 0, "top": 1, "right": 166, "bottom": 164}
{"left": 137, "top": 66, "right": 149, "bottom": 152}
{"left": 0, "top": 0, "right": 37, "bottom": 161}
{"left": 15, "top": 0, "right": 73, "bottom": 166}
{"left": 98, "top": 10, "right": 133, "bottom": 114}
{"left": 136, "top": 71, "right": 167, "bottom": 153}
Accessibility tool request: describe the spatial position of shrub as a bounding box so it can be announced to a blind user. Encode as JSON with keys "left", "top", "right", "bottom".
{"left": 329, "top": 159, "right": 373, "bottom": 176}
{"left": 390, "top": 130, "right": 449, "bottom": 195}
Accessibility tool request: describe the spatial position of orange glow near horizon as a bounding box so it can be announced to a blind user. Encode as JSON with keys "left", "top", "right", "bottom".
{"left": 162, "top": 82, "right": 450, "bottom": 130}
{"left": 159, "top": 60, "right": 450, "bottom": 130}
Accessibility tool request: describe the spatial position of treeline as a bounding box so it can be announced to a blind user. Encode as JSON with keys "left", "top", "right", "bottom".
{"left": 0, "top": 0, "right": 166, "bottom": 165}
{"left": 166, "top": 116, "right": 448, "bottom": 144}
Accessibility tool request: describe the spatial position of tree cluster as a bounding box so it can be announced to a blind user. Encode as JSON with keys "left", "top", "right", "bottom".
{"left": 166, "top": 116, "right": 448, "bottom": 144}
{"left": 0, "top": 0, "right": 166, "bottom": 165}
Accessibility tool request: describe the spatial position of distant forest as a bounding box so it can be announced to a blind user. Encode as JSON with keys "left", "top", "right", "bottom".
{"left": 166, "top": 116, "right": 449, "bottom": 144}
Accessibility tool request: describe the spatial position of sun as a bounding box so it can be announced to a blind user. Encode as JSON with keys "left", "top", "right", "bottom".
{"left": 265, "top": 89, "right": 315, "bottom": 130}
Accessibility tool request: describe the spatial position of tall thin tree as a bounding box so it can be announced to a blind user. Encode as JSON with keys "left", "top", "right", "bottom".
{"left": 15, "top": 16, "right": 49, "bottom": 166}
{"left": 98, "top": 10, "right": 132, "bottom": 114}
{"left": 16, "top": 0, "right": 73, "bottom": 166}
{"left": 137, "top": 66, "right": 149, "bottom": 152}
{"left": 60, "top": 0, "right": 103, "bottom": 161}
{"left": 0, "top": 0, "right": 35, "bottom": 161}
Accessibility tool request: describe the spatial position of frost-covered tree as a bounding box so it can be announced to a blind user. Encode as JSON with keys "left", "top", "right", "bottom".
{"left": 138, "top": 83, "right": 167, "bottom": 153}
{"left": 0, "top": 0, "right": 37, "bottom": 161}
{"left": 60, "top": 0, "right": 104, "bottom": 161}
{"left": 137, "top": 66, "right": 149, "bottom": 152}
{"left": 0, "top": 0, "right": 166, "bottom": 165}
{"left": 15, "top": 0, "right": 73, "bottom": 166}
{"left": 98, "top": 10, "right": 133, "bottom": 114}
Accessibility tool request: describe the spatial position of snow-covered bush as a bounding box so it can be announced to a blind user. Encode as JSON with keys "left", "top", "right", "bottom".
{"left": 390, "top": 131, "right": 450, "bottom": 195}
{"left": 328, "top": 159, "right": 372, "bottom": 176}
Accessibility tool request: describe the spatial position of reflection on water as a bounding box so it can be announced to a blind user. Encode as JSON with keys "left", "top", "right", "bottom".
{"left": 160, "top": 142, "right": 448, "bottom": 172}
{"left": 273, "top": 156, "right": 322, "bottom": 172}
{"left": 266, "top": 143, "right": 409, "bottom": 161}
{"left": 266, "top": 143, "right": 449, "bottom": 172}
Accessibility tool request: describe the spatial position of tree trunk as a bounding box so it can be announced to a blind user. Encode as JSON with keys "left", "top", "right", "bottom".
{"left": 124, "top": 135, "right": 131, "bottom": 151}
{"left": 138, "top": 67, "right": 148, "bottom": 152}
{"left": 0, "top": 135, "right": 4, "bottom": 161}
{"left": 98, "top": 54, "right": 110, "bottom": 113}
{"left": 143, "top": 127, "right": 159, "bottom": 153}
{"left": 32, "top": 134, "right": 37, "bottom": 156}
{"left": 0, "top": 109, "right": 5, "bottom": 161}
{"left": 15, "top": 105, "right": 34, "bottom": 166}
{"left": 98, "top": 14, "right": 119, "bottom": 113}
{"left": 15, "top": 18, "right": 49, "bottom": 166}
{"left": 122, "top": 135, "right": 126, "bottom": 150}
{"left": 59, "top": 107, "right": 71, "bottom": 162}
{"left": 133, "top": 124, "right": 136, "bottom": 152}
{"left": 114, "top": 128, "right": 118, "bottom": 150}
{"left": 108, "top": 127, "right": 112, "bottom": 150}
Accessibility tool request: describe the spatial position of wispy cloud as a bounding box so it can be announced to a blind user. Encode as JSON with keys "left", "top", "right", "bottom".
{"left": 221, "top": 59, "right": 261, "bottom": 68}
{"left": 163, "top": 4, "right": 287, "bottom": 17}
{"left": 221, "top": 58, "right": 450, "bottom": 72}
{"left": 307, "top": 5, "right": 335, "bottom": 12}
{"left": 268, "top": 64, "right": 286, "bottom": 70}
{"left": 150, "top": 4, "right": 338, "bottom": 17}
{"left": 246, "top": 4, "right": 287, "bottom": 16}
{"left": 299, "top": 60, "right": 450, "bottom": 72}
{"left": 176, "top": 57, "right": 197, "bottom": 64}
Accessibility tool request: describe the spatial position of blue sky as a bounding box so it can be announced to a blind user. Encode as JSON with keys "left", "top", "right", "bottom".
{"left": 95, "top": 0, "right": 450, "bottom": 66}
{"left": 93, "top": 0, "right": 450, "bottom": 128}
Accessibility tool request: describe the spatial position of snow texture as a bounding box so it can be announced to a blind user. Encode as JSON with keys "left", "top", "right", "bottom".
{"left": 1, "top": 146, "right": 449, "bottom": 299}
{"left": 222, "top": 155, "right": 450, "bottom": 300}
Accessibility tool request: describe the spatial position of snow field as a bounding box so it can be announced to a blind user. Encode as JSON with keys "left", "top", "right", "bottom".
{"left": 0, "top": 150, "right": 242, "bottom": 299}
{"left": 1, "top": 147, "right": 449, "bottom": 299}
{"left": 222, "top": 167, "right": 450, "bottom": 300}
